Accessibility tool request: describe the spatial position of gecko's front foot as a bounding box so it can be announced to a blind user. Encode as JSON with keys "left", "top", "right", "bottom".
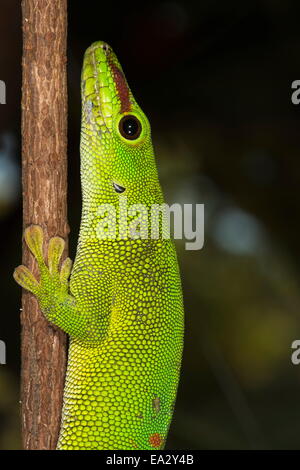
{"left": 14, "top": 225, "right": 92, "bottom": 340}
{"left": 13, "top": 225, "right": 72, "bottom": 322}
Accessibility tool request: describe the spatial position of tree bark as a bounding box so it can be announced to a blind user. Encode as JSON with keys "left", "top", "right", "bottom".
{"left": 21, "top": 0, "right": 68, "bottom": 450}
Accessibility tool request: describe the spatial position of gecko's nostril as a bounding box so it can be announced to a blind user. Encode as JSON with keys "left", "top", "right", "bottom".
{"left": 113, "top": 182, "right": 126, "bottom": 193}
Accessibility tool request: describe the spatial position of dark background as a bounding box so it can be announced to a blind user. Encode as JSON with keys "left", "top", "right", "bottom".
{"left": 1, "top": 0, "right": 300, "bottom": 449}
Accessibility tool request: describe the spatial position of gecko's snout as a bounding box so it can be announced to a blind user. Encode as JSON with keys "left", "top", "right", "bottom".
{"left": 84, "top": 40, "right": 112, "bottom": 56}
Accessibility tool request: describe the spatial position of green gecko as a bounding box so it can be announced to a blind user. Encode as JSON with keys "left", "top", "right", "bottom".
{"left": 14, "top": 41, "right": 184, "bottom": 450}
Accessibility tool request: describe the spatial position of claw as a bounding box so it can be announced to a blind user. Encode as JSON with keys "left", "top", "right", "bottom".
{"left": 48, "top": 236, "right": 65, "bottom": 274}
{"left": 13, "top": 265, "right": 40, "bottom": 294}
{"left": 24, "top": 225, "right": 44, "bottom": 263}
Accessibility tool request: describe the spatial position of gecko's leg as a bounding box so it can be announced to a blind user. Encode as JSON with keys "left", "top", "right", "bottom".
{"left": 13, "top": 225, "right": 88, "bottom": 340}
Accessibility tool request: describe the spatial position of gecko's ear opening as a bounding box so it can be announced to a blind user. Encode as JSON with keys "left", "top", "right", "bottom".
{"left": 113, "top": 182, "right": 126, "bottom": 193}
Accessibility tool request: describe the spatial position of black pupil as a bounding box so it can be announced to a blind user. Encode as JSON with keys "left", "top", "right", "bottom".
{"left": 119, "top": 116, "right": 141, "bottom": 140}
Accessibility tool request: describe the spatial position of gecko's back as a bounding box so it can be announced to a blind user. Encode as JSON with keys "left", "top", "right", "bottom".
{"left": 58, "top": 236, "right": 183, "bottom": 449}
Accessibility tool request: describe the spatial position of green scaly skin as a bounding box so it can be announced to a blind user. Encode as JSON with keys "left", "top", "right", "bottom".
{"left": 14, "top": 42, "right": 184, "bottom": 450}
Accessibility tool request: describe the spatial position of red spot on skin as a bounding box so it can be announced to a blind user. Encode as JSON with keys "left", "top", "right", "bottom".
{"left": 149, "top": 433, "right": 163, "bottom": 448}
{"left": 109, "top": 61, "right": 131, "bottom": 113}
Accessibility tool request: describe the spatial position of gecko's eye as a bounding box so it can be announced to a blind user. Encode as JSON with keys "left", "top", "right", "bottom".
{"left": 119, "top": 115, "right": 142, "bottom": 140}
{"left": 113, "top": 182, "right": 126, "bottom": 193}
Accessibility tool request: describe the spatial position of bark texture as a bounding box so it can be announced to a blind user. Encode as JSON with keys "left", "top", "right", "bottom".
{"left": 21, "top": 0, "right": 68, "bottom": 450}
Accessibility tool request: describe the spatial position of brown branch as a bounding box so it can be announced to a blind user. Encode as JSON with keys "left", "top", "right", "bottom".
{"left": 21, "top": 0, "right": 68, "bottom": 450}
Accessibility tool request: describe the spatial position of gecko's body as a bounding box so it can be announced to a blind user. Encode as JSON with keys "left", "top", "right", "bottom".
{"left": 14, "top": 42, "right": 184, "bottom": 450}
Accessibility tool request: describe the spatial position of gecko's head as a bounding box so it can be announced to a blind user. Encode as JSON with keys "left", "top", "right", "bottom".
{"left": 81, "top": 41, "right": 162, "bottom": 205}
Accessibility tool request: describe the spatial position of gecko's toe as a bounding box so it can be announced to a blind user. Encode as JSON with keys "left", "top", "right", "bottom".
{"left": 60, "top": 257, "right": 73, "bottom": 284}
{"left": 24, "top": 225, "right": 44, "bottom": 262}
{"left": 13, "top": 265, "right": 40, "bottom": 294}
{"left": 48, "top": 236, "right": 65, "bottom": 274}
